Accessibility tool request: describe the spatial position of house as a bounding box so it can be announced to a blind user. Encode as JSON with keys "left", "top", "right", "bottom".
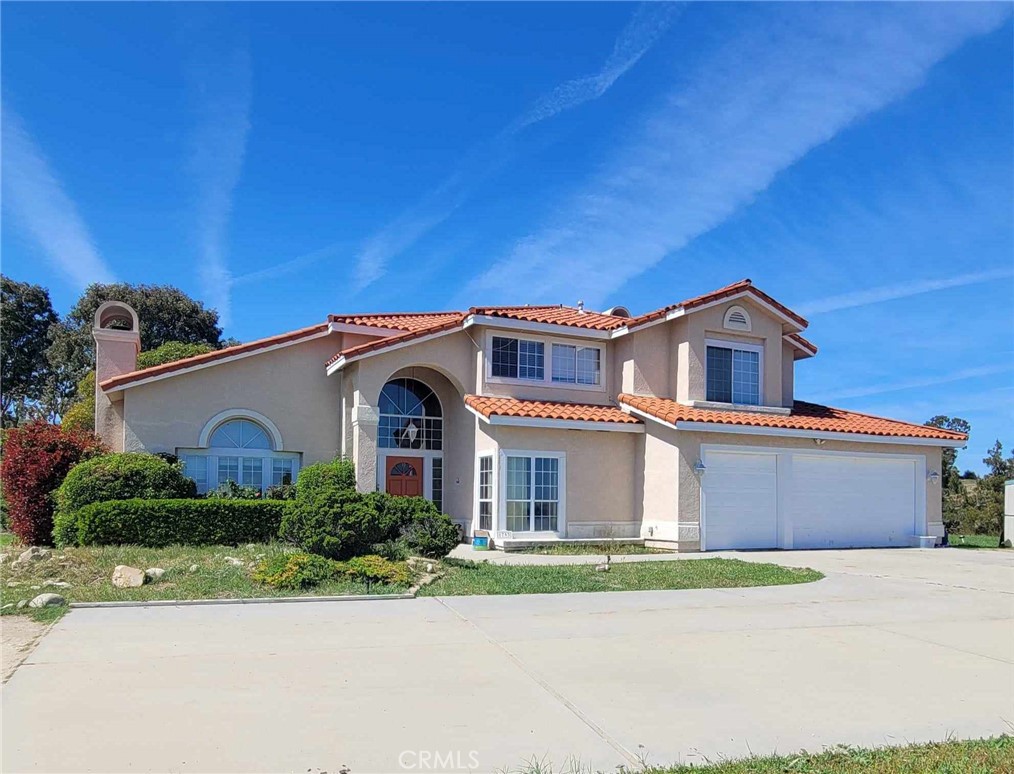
{"left": 91, "top": 279, "right": 967, "bottom": 551}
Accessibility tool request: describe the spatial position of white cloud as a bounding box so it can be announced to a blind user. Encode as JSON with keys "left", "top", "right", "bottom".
{"left": 797, "top": 268, "right": 1014, "bottom": 316}
{"left": 817, "top": 364, "right": 1014, "bottom": 402}
{"left": 349, "top": 2, "right": 681, "bottom": 291}
{"left": 186, "top": 47, "right": 252, "bottom": 327}
{"left": 1, "top": 108, "right": 116, "bottom": 288}
{"left": 466, "top": 4, "right": 1011, "bottom": 307}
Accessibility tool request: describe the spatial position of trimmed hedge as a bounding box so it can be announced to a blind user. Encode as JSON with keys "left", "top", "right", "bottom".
{"left": 56, "top": 452, "right": 196, "bottom": 514}
{"left": 72, "top": 499, "right": 288, "bottom": 547}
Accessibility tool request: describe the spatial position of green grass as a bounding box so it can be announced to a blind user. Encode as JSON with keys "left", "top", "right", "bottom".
{"left": 0, "top": 532, "right": 14, "bottom": 548}
{"left": 514, "top": 543, "right": 671, "bottom": 556}
{"left": 949, "top": 534, "right": 1005, "bottom": 549}
{"left": 419, "top": 557, "right": 821, "bottom": 597}
{"left": 502, "top": 736, "right": 1013, "bottom": 774}
{"left": 1, "top": 542, "right": 411, "bottom": 620}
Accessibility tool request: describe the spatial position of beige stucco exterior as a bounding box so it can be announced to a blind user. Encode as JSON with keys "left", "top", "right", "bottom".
{"left": 95, "top": 290, "right": 957, "bottom": 551}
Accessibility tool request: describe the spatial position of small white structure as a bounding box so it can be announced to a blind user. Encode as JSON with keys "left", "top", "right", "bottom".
{"left": 1005, "top": 480, "right": 1013, "bottom": 547}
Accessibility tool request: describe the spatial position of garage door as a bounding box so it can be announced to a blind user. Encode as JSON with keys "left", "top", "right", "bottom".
{"left": 790, "top": 455, "right": 916, "bottom": 549}
{"left": 702, "top": 451, "right": 778, "bottom": 550}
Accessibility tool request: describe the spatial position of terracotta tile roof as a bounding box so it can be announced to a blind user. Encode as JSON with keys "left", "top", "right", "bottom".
{"left": 630, "top": 279, "right": 809, "bottom": 330}
{"left": 100, "top": 323, "right": 330, "bottom": 391}
{"left": 465, "top": 394, "right": 642, "bottom": 424}
{"left": 469, "top": 305, "right": 629, "bottom": 331}
{"left": 326, "top": 314, "right": 468, "bottom": 366}
{"left": 785, "top": 332, "right": 818, "bottom": 354}
{"left": 328, "top": 311, "right": 463, "bottom": 332}
{"left": 617, "top": 394, "right": 968, "bottom": 441}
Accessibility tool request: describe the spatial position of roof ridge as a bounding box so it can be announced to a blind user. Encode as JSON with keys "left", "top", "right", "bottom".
{"left": 328, "top": 310, "right": 463, "bottom": 321}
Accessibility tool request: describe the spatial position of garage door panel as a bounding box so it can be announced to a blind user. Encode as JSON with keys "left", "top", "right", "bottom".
{"left": 703, "top": 451, "right": 778, "bottom": 550}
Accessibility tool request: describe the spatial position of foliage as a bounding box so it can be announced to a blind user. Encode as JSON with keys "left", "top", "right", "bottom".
{"left": 0, "top": 421, "right": 105, "bottom": 545}
{"left": 136, "top": 341, "right": 215, "bottom": 370}
{"left": 55, "top": 452, "right": 196, "bottom": 515}
{"left": 70, "top": 499, "right": 288, "bottom": 547}
{"left": 0, "top": 276, "right": 59, "bottom": 425}
{"left": 45, "top": 283, "right": 224, "bottom": 400}
{"left": 398, "top": 499, "right": 461, "bottom": 558}
{"left": 60, "top": 372, "right": 96, "bottom": 432}
{"left": 295, "top": 457, "right": 357, "bottom": 494}
{"left": 206, "top": 480, "right": 262, "bottom": 499}
{"left": 925, "top": 415, "right": 970, "bottom": 533}
{"left": 978, "top": 440, "right": 1014, "bottom": 545}
{"left": 337, "top": 554, "right": 412, "bottom": 586}
{"left": 265, "top": 483, "right": 297, "bottom": 500}
{"left": 251, "top": 552, "right": 340, "bottom": 590}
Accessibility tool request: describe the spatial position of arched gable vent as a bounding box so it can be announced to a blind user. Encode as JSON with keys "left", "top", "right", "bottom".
{"left": 723, "top": 305, "right": 752, "bottom": 332}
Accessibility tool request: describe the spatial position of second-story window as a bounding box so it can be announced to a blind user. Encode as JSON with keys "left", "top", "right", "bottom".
{"left": 551, "top": 343, "right": 601, "bottom": 385}
{"left": 491, "top": 336, "right": 544, "bottom": 380}
{"left": 706, "top": 342, "right": 761, "bottom": 405}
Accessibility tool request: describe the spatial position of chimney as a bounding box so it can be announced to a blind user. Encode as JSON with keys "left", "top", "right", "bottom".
{"left": 92, "top": 301, "right": 140, "bottom": 451}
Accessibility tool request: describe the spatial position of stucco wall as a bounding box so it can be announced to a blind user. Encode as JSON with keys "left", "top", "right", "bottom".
{"left": 121, "top": 334, "right": 343, "bottom": 464}
{"left": 639, "top": 421, "right": 681, "bottom": 541}
{"left": 614, "top": 322, "right": 671, "bottom": 397}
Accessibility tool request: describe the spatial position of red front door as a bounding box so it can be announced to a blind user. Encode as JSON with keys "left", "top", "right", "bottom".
{"left": 386, "top": 456, "right": 423, "bottom": 497}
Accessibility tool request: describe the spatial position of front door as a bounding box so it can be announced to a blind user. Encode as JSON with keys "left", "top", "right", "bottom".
{"left": 386, "top": 456, "right": 423, "bottom": 497}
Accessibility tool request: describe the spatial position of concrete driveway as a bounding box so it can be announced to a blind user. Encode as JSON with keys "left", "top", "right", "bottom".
{"left": 3, "top": 548, "right": 1013, "bottom": 773}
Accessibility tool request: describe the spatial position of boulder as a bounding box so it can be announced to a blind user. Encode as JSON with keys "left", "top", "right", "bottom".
{"left": 16, "top": 600, "right": 28, "bottom": 609}
{"left": 145, "top": 568, "right": 166, "bottom": 582}
{"left": 14, "top": 547, "right": 50, "bottom": 566}
{"left": 28, "top": 593, "right": 66, "bottom": 608}
{"left": 111, "top": 565, "right": 146, "bottom": 588}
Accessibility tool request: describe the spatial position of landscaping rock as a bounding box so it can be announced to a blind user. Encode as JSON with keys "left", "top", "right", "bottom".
{"left": 6, "top": 581, "right": 21, "bottom": 588}
{"left": 1, "top": 603, "right": 13, "bottom": 612}
{"left": 14, "top": 547, "right": 50, "bottom": 566}
{"left": 188, "top": 564, "right": 199, "bottom": 573}
{"left": 43, "top": 581, "right": 72, "bottom": 588}
{"left": 28, "top": 593, "right": 66, "bottom": 608}
{"left": 594, "top": 562, "right": 610, "bottom": 572}
{"left": 145, "top": 568, "right": 166, "bottom": 582}
{"left": 111, "top": 565, "right": 146, "bottom": 588}
{"left": 224, "top": 557, "right": 245, "bottom": 567}
{"left": 16, "top": 600, "right": 28, "bottom": 609}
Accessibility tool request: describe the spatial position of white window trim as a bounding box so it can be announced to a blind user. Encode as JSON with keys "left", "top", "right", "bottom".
{"left": 198, "top": 409, "right": 285, "bottom": 450}
{"left": 474, "top": 452, "right": 496, "bottom": 534}
{"left": 178, "top": 448, "right": 301, "bottom": 494}
{"left": 704, "top": 337, "right": 764, "bottom": 406}
{"left": 496, "top": 449, "right": 567, "bottom": 536}
{"left": 376, "top": 449, "right": 442, "bottom": 503}
{"left": 483, "top": 330, "right": 606, "bottom": 393}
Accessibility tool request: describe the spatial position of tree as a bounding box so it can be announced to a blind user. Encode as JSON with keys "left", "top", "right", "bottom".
{"left": 61, "top": 372, "right": 96, "bottom": 432}
{"left": 0, "top": 276, "right": 59, "bottom": 426}
{"left": 980, "top": 440, "right": 1014, "bottom": 547}
{"left": 925, "top": 416, "right": 971, "bottom": 535}
{"left": 136, "top": 341, "right": 215, "bottom": 369}
{"left": 46, "top": 283, "right": 224, "bottom": 391}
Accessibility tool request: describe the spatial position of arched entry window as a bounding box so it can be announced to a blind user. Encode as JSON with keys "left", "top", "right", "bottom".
{"left": 179, "top": 414, "right": 300, "bottom": 495}
{"left": 378, "top": 378, "right": 442, "bottom": 450}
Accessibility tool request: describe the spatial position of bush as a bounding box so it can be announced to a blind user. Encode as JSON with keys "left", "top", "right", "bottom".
{"left": 71, "top": 499, "right": 288, "bottom": 547}
{"left": 205, "top": 480, "right": 261, "bottom": 499}
{"left": 337, "top": 555, "right": 412, "bottom": 586}
{"left": 61, "top": 372, "right": 96, "bottom": 433}
{"left": 265, "top": 483, "right": 297, "bottom": 500}
{"left": 295, "top": 457, "right": 356, "bottom": 494}
{"left": 0, "top": 421, "right": 105, "bottom": 545}
{"left": 251, "top": 552, "right": 339, "bottom": 590}
{"left": 136, "top": 341, "right": 215, "bottom": 369}
{"left": 281, "top": 486, "right": 392, "bottom": 560}
{"left": 56, "top": 452, "right": 196, "bottom": 514}
{"left": 402, "top": 507, "right": 461, "bottom": 558}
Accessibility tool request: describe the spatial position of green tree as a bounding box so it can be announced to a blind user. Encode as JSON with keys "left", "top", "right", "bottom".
{"left": 980, "top": 440, "right": 1013, "bottom": 547}
{"left": 46, "top": 283, "right": 224, "bottom": 399}
{"left": 0, "top": 276, "right": 59, "bottom": 426}
{"left": 925, "top": 416, "right": 971, "bottom": 534}
{"left": 136, "top": 341, "right": 215, "bottom": 369}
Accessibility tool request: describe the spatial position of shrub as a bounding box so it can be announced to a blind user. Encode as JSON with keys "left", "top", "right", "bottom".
{"left": 251, "top": 552, "right": 339, "bottom": 590}
{"left": 265, "top": 483, "right": 297, "bottom": 500}
{"left": 0, "top": 421, "right": 105, "bottom": 545}
{"left": 337, "top": 554, "right": 412, "bottom": 586}
{"left": 136, "top": 341, "right": 215, "bottom": 370}
{"left": 402, "top": 508, "right": 461, "bottom": 558}
{"left": 205, "top": 480, "right": 261, "bottom": 499}
{"left": 56, "top": 452, "right": 196, "bottom": 514}
{"left": 281, "top": 486, "right": 391, "bottom": 560}
{"left": 72, "top": 499, "right": 288, "bottom": 547}
{"left": 295, "top": 457, "right": 356, "bottom": 495}
{"left": 61, "top": 372, "right": 96, "bottom": 432}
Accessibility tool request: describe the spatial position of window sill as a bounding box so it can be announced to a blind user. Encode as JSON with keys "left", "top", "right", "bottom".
{"left": 485, "top": 376, "right": 605, "bottom": 392}
{"left": 681, "top": 400, "right": 792, "bottom": 415}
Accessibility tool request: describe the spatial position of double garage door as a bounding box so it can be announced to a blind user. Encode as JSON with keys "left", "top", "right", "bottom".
{"left": 702, "top": 448, "right": 920, "bottom": 550}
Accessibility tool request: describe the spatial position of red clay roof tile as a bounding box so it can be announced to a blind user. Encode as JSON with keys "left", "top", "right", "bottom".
{"left": 465, "top": 394, "right": 641, "bottom": 424}
{"left": 468, "top": 305, "right": 629, "bottom": 331}
{"left": 617, "top": 394, "right": 967, "bottom": 441}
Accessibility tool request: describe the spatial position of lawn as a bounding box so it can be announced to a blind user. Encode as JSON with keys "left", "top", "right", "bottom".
{"left": 514, "top": 542, "right": 671, "bottom": 556}
{"left": 0, "top": 532, "right": 13, "bottom": 548}
{"left": 949, "top": 534, "right": 1005, "bottom": 549}
{"left": 504, "top": 736, "right": 1013, "bottom": 773}
{"left": 420, "top": 557, "right": 821, "bottom": 596}
{"left": 1, "top": 542, "right": 412, "bottom": 621}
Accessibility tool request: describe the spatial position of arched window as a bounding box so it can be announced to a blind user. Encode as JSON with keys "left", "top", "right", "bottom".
{"left": 179, "top": 413, "right": 299, "bottom": 495}
{"left": 378, "top": 378, "right": 442, "bottom": 450}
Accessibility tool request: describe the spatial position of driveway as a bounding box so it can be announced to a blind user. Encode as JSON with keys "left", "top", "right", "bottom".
{"left": 3, "top": 548, "right": 1013, "bottom": 773}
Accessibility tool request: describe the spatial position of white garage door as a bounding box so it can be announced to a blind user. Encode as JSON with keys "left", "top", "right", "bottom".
{"left": 702, "top": 451, "right": 778, "bottom": 550}
{"left": 790, "top": 455, "right": 917, "bottom": 549}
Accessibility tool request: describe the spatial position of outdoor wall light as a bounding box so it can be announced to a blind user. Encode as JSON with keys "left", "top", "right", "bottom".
{"left": 927, "top": 470, "right": 940, "bottom": 484}
{"left": 694, "top": 459, "right": 707, "bottom": 475}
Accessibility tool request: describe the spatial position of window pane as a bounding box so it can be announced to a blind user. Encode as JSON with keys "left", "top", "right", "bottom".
{"left": 505, "top": 456, "right": 532, "bottom": 532}
{"left": 272, "top": 458, "right": 294, "bottom": 487}
{"left": 431, "top": 458, "right": 443, "bottom": 513}
{"left": 576, "top": 347, "right": 600, "bottom": 385}
{"left": 217, "top": 456, "right": 239, "bottom": 486}
{"left": 518, "top": 340, "right": 544, "bottom": 380}
{"left": 478, "top": 455, "right": 493, "bottom": 531}
{"left": 533, "top": 457, "right": 559, "bottom": 531}
{"left": 243, "top": 458, "right": 263, "bottom": 492}
{"left": 552, "top": 344, "right": 576, "bottom": 383}
{"left": 210, "top": 419, "right": 272, "bottom": 450}
{"left": 182, "top": 455, "right": 208, "bottom": 494}
{"left": 505, "top": 500, "right": 530, "bottom": 532}
{"left": 706, "top": 346, "right": 733, "bottom": 403}
{"left": 732, "top": 349, "right": 760, "bottom": 405}
{"left": 491, "top": 336, "right": 519, "bottom": 378}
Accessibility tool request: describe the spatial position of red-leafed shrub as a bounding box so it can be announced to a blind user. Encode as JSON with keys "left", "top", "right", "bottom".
{"left": 0, "top": 421, "right": 105, "bottom": 545}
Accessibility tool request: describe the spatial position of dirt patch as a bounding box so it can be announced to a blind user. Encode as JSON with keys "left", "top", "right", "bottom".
{"left": 2, "top": 616, "right": 50, "bottom": 682}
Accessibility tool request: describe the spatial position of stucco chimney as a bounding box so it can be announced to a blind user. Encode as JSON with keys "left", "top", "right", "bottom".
{"left": 92, "top": 301, "right": 140, "bottom": 451}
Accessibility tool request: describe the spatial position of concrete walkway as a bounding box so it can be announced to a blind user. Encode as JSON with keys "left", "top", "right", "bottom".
{"left": 3, "top": 548, "right": 1012, "bottom": 772}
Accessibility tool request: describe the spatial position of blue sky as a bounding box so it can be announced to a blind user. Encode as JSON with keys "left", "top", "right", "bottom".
{"left": 2, "top": 3, "right": 1011, "bottom": 472}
